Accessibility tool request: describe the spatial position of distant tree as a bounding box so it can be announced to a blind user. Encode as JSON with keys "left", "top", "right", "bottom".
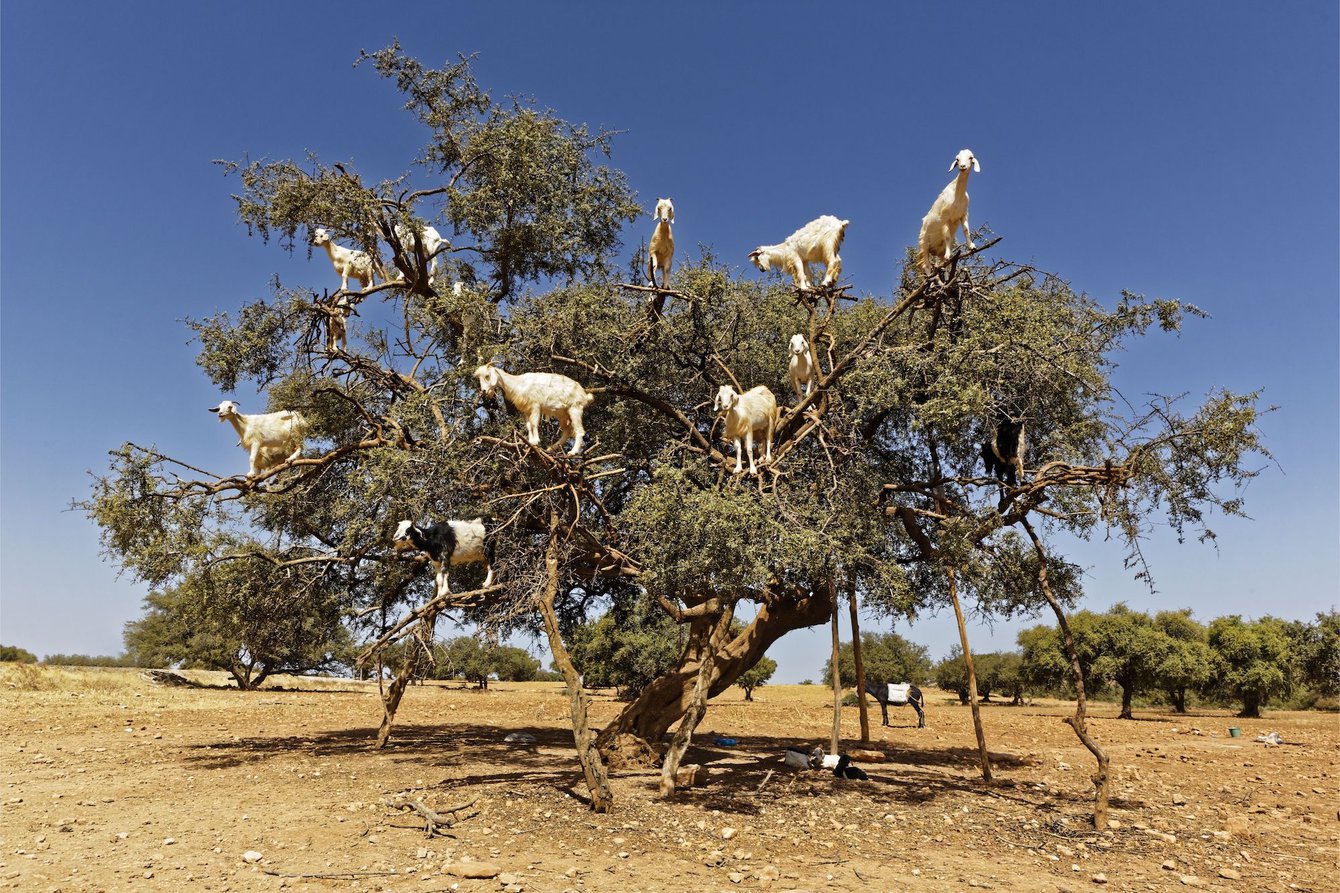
{"left": 434, "top": 637, "right": 495, "bottom": 688}
{"left": 569, "top": 603, "right": 683, "bottom": 700}
{"left": 122, "top": 556, "right": 351, "bottom": 690}
{"left": 0, "top": 645, "right": 37, "bottom": 663}
{"left": 42, "top": 653, "right": 136, "bottom": 667}
{"left": 822, "top": 631, "right": 931, "bottom": 689}
{"left": 1152, "top": 609, "right": 1214, "bottom": 712}
{"left": 933, "top": 648, "right": 1025, "bottom": 704}
{"left": 737, "top": 656, "right": 778, "bottom": 701}
{"left": 491, "top": 645, "right": 541, "bottom": 682}
{"left": 1018, "top": 605, "right": 1168, "bottom": 718}
{"left": 1290, "top": 611, "right": 1340, "bottom": 700}
{"left": 1207, "top": 615, "right": 1295, "bottom": 717}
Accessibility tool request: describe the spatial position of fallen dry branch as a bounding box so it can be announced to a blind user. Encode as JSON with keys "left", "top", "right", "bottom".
{"left": 382, "top": 794, "right": 480, "bottom": 837}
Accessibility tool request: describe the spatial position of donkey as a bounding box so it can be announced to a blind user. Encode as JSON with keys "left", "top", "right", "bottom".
{"left": 864, "top": 680, "right": 926, "bottom": 728}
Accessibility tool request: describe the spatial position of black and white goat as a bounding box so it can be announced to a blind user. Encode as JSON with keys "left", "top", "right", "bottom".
{"left": 833, "top": 754, "right": 868, "bottom": 781}
{"left": 392, "top": 518, "right": 495, "bottom": 597}
{"left": 863, "top": 680, "right": 926, "bottom": 728}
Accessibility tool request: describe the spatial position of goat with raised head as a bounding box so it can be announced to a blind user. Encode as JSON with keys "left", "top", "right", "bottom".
{"left": 748, "top": 215, "right": 849, "bottom": 291}
{"left": 393, "top": 518, "right": 495, "bottom": 597}
{"left": 917, "top": 148, "right": 979, "bottom": 276}
{"left": 647, "top": 198, "right": 675, "bottom": 289}
{"left": 714, "top": 384, "right": 779, "bottom": 475}
{"left": 208, "top": 400, "right": 308, "bottom": 477}
{"left": 787, "top": 333, "right": 816, "bottom": 398}
{"left": 474, "top": 363, "right": 595, "bottom": 456}
{"left": 393, "top": 221, "right": 449, "bottom": 286}
{"left": 312, "top": 227, "right": 381, "bottom": 292}
{"left": 863, "top": 680, "right": 926, "bottom": 728}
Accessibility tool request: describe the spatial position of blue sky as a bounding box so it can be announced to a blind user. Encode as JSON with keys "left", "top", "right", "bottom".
{"left": 2, "top": 3, "right": 1336, "bottom": 681}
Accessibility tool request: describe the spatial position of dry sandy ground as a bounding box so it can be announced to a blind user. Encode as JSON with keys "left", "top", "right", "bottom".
{"left": 1, "top": 666, "right": 1335, "bottom": 893}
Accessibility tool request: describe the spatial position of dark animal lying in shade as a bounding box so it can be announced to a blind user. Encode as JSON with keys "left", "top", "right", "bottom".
{"left": 833, "top": 754, "right": 868, "bottom": 780}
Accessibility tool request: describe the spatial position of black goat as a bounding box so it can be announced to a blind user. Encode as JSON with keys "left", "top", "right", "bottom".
{"left": 863, "top": 680, "right": 926, "bottom": 728}
{"left": 833, "top": 754, "right": 868, "bottom": 780}
{"left": 392, "top": 518, "right": 495, "bottom": 597}
{"left": 981, "top": 417, "right": 1026, "bottom": 487}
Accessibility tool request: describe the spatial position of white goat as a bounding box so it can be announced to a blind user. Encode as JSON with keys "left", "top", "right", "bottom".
{"left": 748, "top": 215, "right": 849, "bottom": 291}
{"left": 312, "top": 227, "right": 380, "bottom": 292}
{"left": 474, "top": 363, "right": 595, "bottom": 456}
{"left": 714, "top": 384, "right": 779, "bottom": 475}
{"left": 647, "top": 198, "right": 675, "bottom": 289}
{"left": 787, "top": 333, "right": 816, "bottom": 398}
{"left": 917, "top": 148, "right": 980, "bottom": 276}
{"left": 393, "top": 221, "right": 449, "bottom": 286}
{"left": 208, "top": 400, "right": 308, "bottom": 477}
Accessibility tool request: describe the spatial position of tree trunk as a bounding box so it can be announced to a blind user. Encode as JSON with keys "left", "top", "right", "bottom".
{"left": 376, "top": 643, "right": 420, "bottom": 749}
{"left": 829, "top": 581, "right": 842, "bottom": 755}
{"left": 538, "top": 524, "right": 612, "bottom": 813}
{"left": 1022, "top": 519, "right": 1109, "bottom": 829}
{"left": 847, "top": 578, "right": 870, "bottom": 744}
{"left": 1168, "top": 687, "right": 1187, "bottom": 713}
{"left": 948, "top": 567, "right": 992, "bottom": 782}
{"left": 1239, "top": 692, "right": 1261, "bottom": 718}
{"left": 660, "top": 609, "right": 735, "bottom": 798}
{"left": 1119, "top": 681, "right": 1135, "bottom": 719}
{"left": 599, "top": 587, "right": 832, "bottom": 747}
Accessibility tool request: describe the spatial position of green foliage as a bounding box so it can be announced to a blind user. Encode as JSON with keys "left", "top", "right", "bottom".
{"left": 1292, "top": 611, "right": 1340, "bottom": 698}
{"left": 1206, "top": 615, "right": 1296, "bottom": 717}
{"left": 1152, "top": 609, "right": 1215, "bottom": 711}
{"left": 122, "top": 555, "right": 352, "bottom": 690}
{"left": 569, "top": 601, "right": 684, "bottom": 699}
{"left": 0, "top": 645, "right": 37, "bottom": 663}
{"left": 933, "top": 648, "right": 1025, "bottom": 703}
{"left": 737, "top": 656, "right": 778, "bottom": 700}
{"left": 821, "top": 631, "right": 931, "bottom": 688}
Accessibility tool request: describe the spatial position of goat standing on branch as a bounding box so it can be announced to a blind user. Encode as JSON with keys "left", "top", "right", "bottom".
{"left": 646, "top": 198, "right": 675, "bottom": 290}
{"left": 714, "top": 384, "right": 778, "bottom": 475}
{"left": 312, "top": 227, "right": 381, "bottom": 292}
{"left": 474, "top": 363, "right": 595, "bottom": 456}
{"left": 393, "top": 221, "right": 449, "bottom": 287}
{"left": 392, "top": 518, "right": 495, "bottom": 597}
{"left": 207, "top": 400, "right": 308, "bottom": 478}
{"left": 787, "top": 333, "right": 816, "bottom": 398}
{"left": 749, "top": 215, "right": 848, "bottom": 291}
{"left": 918, "top": 148, "right": 979, "bottom": 277}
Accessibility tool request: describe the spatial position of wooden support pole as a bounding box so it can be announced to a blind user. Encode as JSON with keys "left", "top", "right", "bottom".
{"left": 847, "top": 577, "right": 870, "bottom": 744}
{"left": 829, "top": 579, "right": 842, "bottom": 756}
{"left": 948, "top": 566, "right": 992, "bottom": 782}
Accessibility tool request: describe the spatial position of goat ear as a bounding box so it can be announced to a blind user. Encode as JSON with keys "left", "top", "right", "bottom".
{"left": 972, "top": 157, "right": 981, "bottom": 173}
{"left": 948, "top": 159, "right": 958, "bottom": 172}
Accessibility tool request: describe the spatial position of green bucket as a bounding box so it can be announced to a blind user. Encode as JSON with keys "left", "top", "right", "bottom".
{"left": 1228, "top": 727, "right": 1242, "bottom": 738}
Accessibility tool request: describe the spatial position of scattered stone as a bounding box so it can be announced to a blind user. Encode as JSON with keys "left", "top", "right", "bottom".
{"left": 1213, "top": 830, "right": 1231, "bottom": 841}
{"left": 1091, "top": 873, "right": 1108, "bottom": 884}
{"left": 1219, "top": 868, "right": 1242, "bottom": 880}
{"left": 498, "top": 873, "right": 521, "bottom": 885}
{"left": 447, "top": 862, "right": 500, "bottom": 879}
{"left": 728, "top": 871, "right": 745, "bottom": 883}
{"left": 758, "top": 865, "right": 781, "bottom": 882}
{"left": 1162, "top": 860, "right": 1177, "bottom": 871}
{"left": 721, "top": 826, "right": 737, "bottom": 840}
{"left": 1172, "top": 794, "right": 1187, "bottom": 806}
{"left": 1106, "top": 820, "right": 1121, "bottom": 831}
{"left": 242, "top": 851, "right": 263, "bottom": 864}
{"left": 163, "top": 837, "right": 175, "bottom": 846}
{"left": 676, "top": 764, "right": 708, "bottom": 788}
{"left": 1179, "top": 875, "right": 1204, "bottom": 887}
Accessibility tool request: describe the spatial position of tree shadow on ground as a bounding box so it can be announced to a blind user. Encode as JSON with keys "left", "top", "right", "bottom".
{"left": 181, "top": 722, "right": 1058, "bottom": 817}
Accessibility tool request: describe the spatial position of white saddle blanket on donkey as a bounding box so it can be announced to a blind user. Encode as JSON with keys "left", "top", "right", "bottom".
{"left": 886, "top": 683, "right": 911, "bottom": 705}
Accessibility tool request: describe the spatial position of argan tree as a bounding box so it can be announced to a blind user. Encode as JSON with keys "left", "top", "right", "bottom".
{"left": 83, "top": 48, "right": 1268, "bottom": 820}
